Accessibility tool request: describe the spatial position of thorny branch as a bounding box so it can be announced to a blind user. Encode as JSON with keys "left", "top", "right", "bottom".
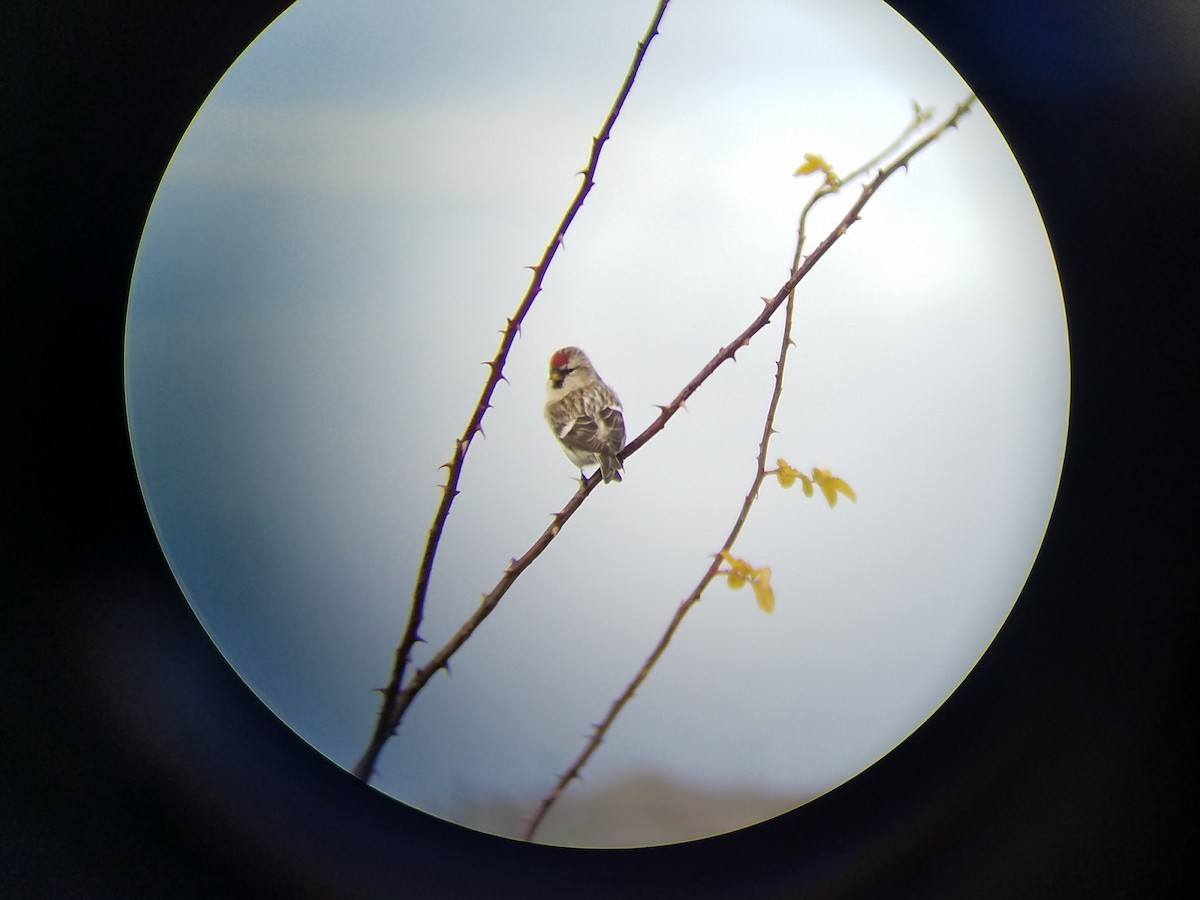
{"left": 362, "top": 95, "right": 975, "bottom": 785}
{"left": 522, "top": 96, "right": 976, "bottom": 841}
{"left": 353, "top": 0, "right": 673, "bottom": 783}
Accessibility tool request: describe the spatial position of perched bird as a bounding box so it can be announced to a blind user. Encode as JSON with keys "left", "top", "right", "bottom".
{"left": 544, "top": 346, "right": 626, "bottom": 483}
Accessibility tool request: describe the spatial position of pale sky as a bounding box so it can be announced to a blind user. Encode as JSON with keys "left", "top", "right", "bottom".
{"left": 125, "top": 0, "right": 1068, "bottom": 847}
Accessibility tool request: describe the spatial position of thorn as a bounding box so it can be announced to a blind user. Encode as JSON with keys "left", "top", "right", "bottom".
{"left": 497, "top": 374, "right": 509, "bottom": 385}
{"left": 761, "top": 296, "right": 773, "bottom": 306}
{"left": 554, "top": 233, "right": 565, "bottom": 248}
{"left": 443, "top": 660, "right": 452, "bottom": 676}
{"left": 413, "top": 635, "right": 426, "bottom": 645}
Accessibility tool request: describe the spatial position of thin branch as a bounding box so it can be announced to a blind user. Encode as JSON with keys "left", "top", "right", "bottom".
{"left": 368, "top": 95, "right": 978, "bottom": 772}
{"left": 796, "top": 101, "right": 934, "bottom": 261}
{"left": 364, "top": 474, "right": 602, "bottom": 740}
{"left": 622, "top": 96, "right": 974, "bottom": 461}
{"left": 522, "top": 95, "right": 976, "bottom": 841}
{"left": 360, "top": 94, "right": 975, "bottom": 786}
{"left": 523, "top": 182, "right": 803, "bottom": 847}
{"left": 353, "top": 0, "right": 672, "bottom": 784}
{"left": 522, "top": 284, "right": 802, "bottom": 841}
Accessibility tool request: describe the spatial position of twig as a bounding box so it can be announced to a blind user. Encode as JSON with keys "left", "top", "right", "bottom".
{"left": 353, "top": 0, "right": 672, "bottom": 783}
{"left": 522, "top": 95, "right": 976, "bottom": 841}
{"left": 367, "top": 95, "right": 977, "bottom": 775}
{"left": 622, "top": 97, "right": 974, "bottom": 461}
{"left": 797, "top": 101, "right": 933, "bottom": 259}
{"left": 522, "top": 260, "right": 802, "bottom": 843}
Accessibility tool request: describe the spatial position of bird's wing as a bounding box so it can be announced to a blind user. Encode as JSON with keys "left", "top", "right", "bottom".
{"left": 598, "top": 406, "right": 626, "bottom": 454}
{"left": 560, "top": 407, "right": 625, "bottom": 456}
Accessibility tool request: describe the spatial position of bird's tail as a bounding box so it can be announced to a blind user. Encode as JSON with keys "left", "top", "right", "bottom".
{"left": 600, "top": 455, "right": 623, "bottom": 483}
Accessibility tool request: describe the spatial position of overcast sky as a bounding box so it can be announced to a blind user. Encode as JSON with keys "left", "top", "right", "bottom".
{"left": 125, "top": 0, "right": 1068, "bottom": 846}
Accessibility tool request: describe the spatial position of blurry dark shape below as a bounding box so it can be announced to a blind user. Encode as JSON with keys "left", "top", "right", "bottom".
{"left": 463, "top": 770, "right": 815, "bottom": 848}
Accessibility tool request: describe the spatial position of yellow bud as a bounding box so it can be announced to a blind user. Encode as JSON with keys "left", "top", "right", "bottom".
{"left": 752, "top": 569, "right": 775, "bottom": 614}
{"left": 793, "top": 153, "right": 827, "bottom": 176}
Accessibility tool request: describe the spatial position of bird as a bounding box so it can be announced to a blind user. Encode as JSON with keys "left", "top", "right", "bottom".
{"left": 544, "top": 346, "right": 625, "bottom": 483}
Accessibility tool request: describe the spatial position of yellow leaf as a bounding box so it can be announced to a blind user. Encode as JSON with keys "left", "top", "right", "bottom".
{"left": 775, "top": 458, "right": 804, "bottom": 489}
{"left": 793, "top": 153, "right": 827, "bottom": 176}
{"left": 793, "top": 153, "right": 840, "bottom": 191}
{"left": 727, "top": 571, "right": 746, "bottom": 590}
{"left": 828, "top": 477, "right": 857, "bottom": 504}
{"left": 810, "top": 468, "right": 856, "bottom": 507}
{"left": 752, "top": 569, "right": 774, "bottom": 614}
{"left": 799, "top": 473, "right": 813, "bottom": 497}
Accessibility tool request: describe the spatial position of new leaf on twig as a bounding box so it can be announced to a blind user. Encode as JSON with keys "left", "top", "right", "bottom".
{"left": 718, "top": 551, "right": 775, "bottom": 614}
{"left": 770, "top": 458, "right": 857, "bottom": 507}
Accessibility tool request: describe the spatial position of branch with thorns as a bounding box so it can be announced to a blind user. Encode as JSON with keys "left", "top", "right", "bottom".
{"left": 521, "top": 96, "right": 975, "bottom": 841}
{"left": 357, "top": 92, "right": 974, "bottom": 785}
{"left": 353, "top": 0, "right": 973, "bottom": 787}
{"left": 352, "top": 0, "right": 672, "bottom": 783}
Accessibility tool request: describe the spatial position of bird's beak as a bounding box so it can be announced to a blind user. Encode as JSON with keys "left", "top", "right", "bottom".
{"left": 549, "top": 369, "right": 564, "bottom": 385}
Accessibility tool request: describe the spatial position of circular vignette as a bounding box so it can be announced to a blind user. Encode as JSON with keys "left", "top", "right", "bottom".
{"left": 124, "top": 0, "right": 1066, "bottom": 853}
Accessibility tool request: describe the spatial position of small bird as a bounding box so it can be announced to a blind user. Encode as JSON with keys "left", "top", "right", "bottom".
{"left": 544, "top": 346, "right": 626, "bottom": 483}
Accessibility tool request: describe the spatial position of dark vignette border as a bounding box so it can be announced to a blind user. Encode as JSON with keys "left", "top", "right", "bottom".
{"left": 3, "top": 1, "right": 1196, "bottom": 896}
